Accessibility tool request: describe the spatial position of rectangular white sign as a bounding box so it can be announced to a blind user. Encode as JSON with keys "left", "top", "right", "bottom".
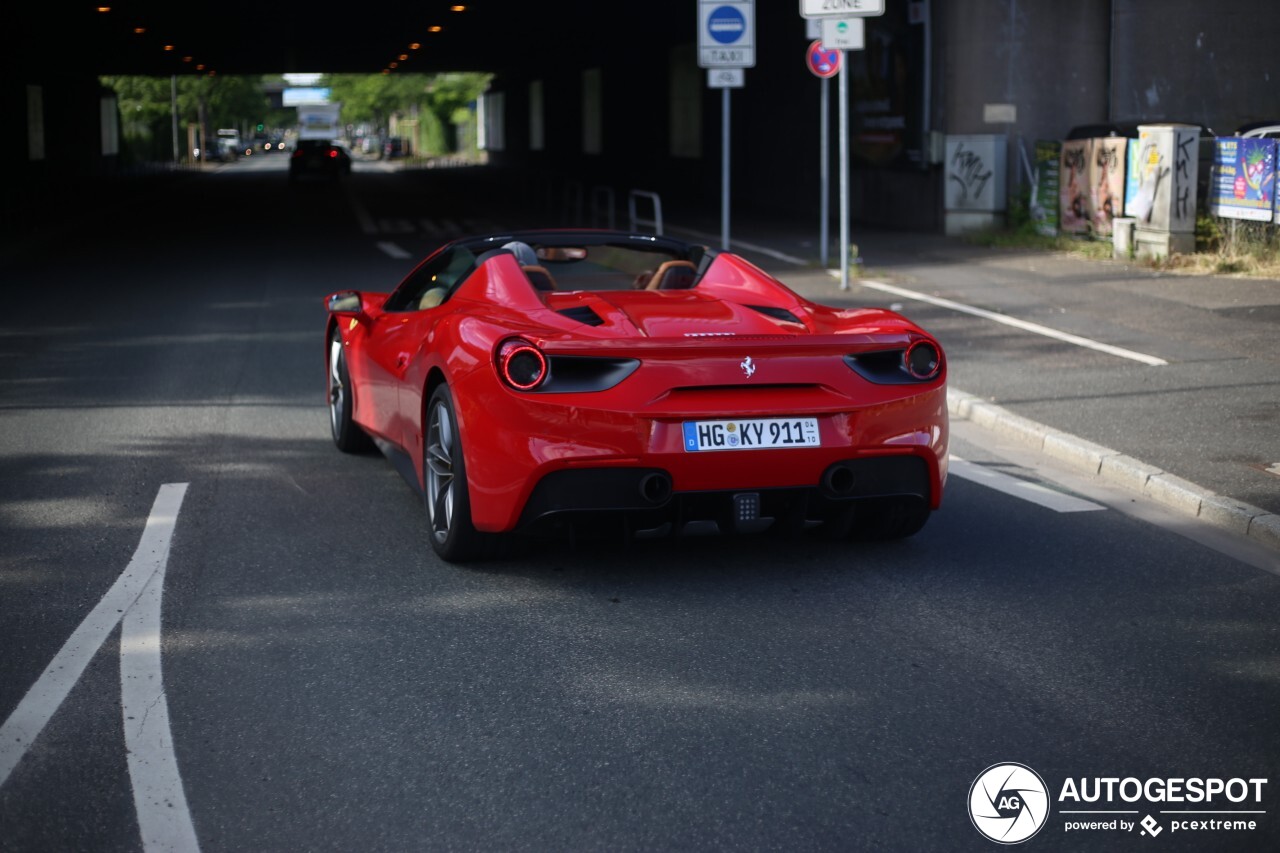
{"left": 698, "top": 0, "right": 756, "bottom": 68}
{"left": 707, "top": 68, "right": 745, "bottom": 88}
{"left": 800, "top": 0, "right": 884, "bottom": 18}
{"left": 821, "top": 17, "right": 866, "bottom": 49}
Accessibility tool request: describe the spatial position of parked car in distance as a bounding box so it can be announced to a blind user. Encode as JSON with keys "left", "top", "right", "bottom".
{"left": 383, "top": 136, "right": 406, "bottom": 159}
{"left": 1237, "top": 121, "right": 1280, "bottom": 139}
{"left": 289, "top": 140, "right": 352, "bottom": 182}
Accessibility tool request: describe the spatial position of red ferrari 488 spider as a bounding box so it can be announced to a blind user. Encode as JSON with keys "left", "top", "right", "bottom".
{"left": 325, "top": 230, "right": 947, "bottom": 561}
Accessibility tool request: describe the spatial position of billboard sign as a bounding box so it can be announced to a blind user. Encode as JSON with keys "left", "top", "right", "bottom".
{"left": 1031, "top": 140, "right": 1061, "bottom": 236}
{"left": 1208, "top": 136, "right": 1276, "bottom": 222}
{"left": 283, "top": 87, "right": 331, "bottom": 106}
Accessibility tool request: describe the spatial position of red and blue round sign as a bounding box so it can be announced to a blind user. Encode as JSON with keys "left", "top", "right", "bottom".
{"left": 806, "top": 40, "right": 841, "bottom": 78}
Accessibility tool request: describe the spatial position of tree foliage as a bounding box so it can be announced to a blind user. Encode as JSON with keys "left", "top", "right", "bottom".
{"left": 103, "top": 75, "right": 270, "bottom": 131}
{"left": 325, "top": 73, "right": 491, "bottom": 132}
{"left": 100, "top": 71, "right": 490, "bottom": 161}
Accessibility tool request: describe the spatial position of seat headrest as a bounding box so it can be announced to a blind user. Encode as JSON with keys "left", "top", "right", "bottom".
{"left": 502, "top": 240, "right": 538, "bottom": 267}
{"left": 521, "top": 264, "right": 557, "bottom": 292}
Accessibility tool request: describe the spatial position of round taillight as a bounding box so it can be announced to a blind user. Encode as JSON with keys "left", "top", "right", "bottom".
{"left": 328, "top": 149, "right": 338, "bottom": 159}
{"left": 498, "top": 339, "right": 548, "bottom": 390}
{"left": 904, "top": 340, "right": 941, "bottom": 380}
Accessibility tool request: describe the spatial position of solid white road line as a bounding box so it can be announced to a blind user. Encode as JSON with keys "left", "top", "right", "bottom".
{"left": 0, "top": 483, "right": 198, "bottom": 851}
{"left": 855, "top": 278, "right": 1169, "bottom": 366}
{"left": 666, "top": 224, "right": 811, "bottom": 266}
{"left": 376, "top": 241, "right": 414, "bottom": 259}
{"left": 950, "top": 456, "right": 1106, "bottom": 513}
{"left": 121, "top": 512, "right": 201, "bottom": 851}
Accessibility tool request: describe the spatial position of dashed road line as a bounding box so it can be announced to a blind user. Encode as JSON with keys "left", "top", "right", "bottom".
{"left": 376, "top": 241, "right": 414, "bottom": 259}
{"left": 950, "top": 456, "right": 1106, "bottom": 513}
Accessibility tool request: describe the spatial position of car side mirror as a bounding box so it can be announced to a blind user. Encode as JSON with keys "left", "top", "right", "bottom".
{"left": 327, "top": 291, "right": 363, "bottom": 314}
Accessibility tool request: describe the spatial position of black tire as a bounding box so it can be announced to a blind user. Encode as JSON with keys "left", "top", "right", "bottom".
{"left": 850, "top": 498, "right": 931, "bottom": 541}
{"left": 423, "top": 385, "right": 500, "bottom": 562}
{"left": 327, "top": 329, "right": 372, "bottom": 452}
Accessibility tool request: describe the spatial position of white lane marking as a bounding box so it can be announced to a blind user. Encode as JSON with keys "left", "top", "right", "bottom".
{"left": 343, "top": 186, "right": 378, "bottom": 235}
{"left": 0, "top": 484, "right": 198, "bottom": 852}
{"left": 666, "top": 225, "right": 810, "bottom": 266}
{"left": 378, "top": 218, "right": 415, "bottom": 234}
{"left": 121, "top": 490, "right": 200, "bottom": 852}
{"left": 851, "top": 277, "right": 1169, "bottom": 366}
{"left": 377, "top": 241, "right": 414, "bottom": 259}
{"left": 951, "top": 456, "right": 1106, "bottom": 513}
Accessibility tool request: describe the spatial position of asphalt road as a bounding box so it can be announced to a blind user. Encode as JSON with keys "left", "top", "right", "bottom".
{"left": 1, "top": 156, "right": 1278, "bottom": 851}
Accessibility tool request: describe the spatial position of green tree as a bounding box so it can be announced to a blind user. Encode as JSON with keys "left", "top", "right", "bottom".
{"left": 324, "top": 72, "right": 491, "bottom": 156}
{"left": 101, "top": 75, "right": 271, "bottom": 162}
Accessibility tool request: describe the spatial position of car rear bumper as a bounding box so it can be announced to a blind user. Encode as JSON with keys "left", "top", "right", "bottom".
{"left": 451, "top": 371, "right": 948, "bottom": 533}
{"left": 514, "top": 454, "right": 934, "bottom": 537}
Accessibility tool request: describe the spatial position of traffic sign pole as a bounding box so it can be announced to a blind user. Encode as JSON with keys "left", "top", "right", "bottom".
{"left": 799, "top": 0, "right": 876, "bottom": 289}
{"left": 838, "top": 50, "right": 850, "bottom": 291}
{"left": 820, "top": 77, "right": 829, "bottom": 268}
{"left": 699, "top": 0, "right": 755, "bottom": 252}
{"left": 805, "top": 40, "right": 840, "bottom": 269}
{"left": 722, "top": 88, "right": 731, "bottom": 251}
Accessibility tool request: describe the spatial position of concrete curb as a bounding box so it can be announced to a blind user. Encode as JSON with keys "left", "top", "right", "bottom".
{"left": 948, "top": 389, "right": 1280, "bottom": 555}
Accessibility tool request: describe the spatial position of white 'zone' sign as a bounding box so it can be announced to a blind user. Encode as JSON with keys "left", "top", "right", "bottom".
{"left": 698, "top": 0, "right": 756, "bottom": 68}
{"left": 799, "top": 0, "right": 885, "bottom": 17}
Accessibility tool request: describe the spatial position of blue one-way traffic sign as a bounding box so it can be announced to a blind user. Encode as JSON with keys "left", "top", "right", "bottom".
{"left": 698, "top": 0, "right": 756, "bottom": 68}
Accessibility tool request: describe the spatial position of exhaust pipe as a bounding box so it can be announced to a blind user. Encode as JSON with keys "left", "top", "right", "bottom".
{"left": 821, "top": 463, "right": 857, "bottom": 497}
{"left": 638, "top": 471, "right": 673, "bottom": 505}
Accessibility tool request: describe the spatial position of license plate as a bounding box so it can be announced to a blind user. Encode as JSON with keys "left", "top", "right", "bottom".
{"left": 682, "top": 417, "right": 820, "bottom": 452}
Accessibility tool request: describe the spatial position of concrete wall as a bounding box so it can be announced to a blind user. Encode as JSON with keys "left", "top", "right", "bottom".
{"left": 937, "top": 0, "right": 1111, "bottom": 211}
{"left": 1111, "top": 0, "right": 1280, "bottom": 135}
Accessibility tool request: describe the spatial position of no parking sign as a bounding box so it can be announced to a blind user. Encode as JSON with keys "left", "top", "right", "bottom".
{"left": 806, "top": 40, "right": 841, "bottom": 78}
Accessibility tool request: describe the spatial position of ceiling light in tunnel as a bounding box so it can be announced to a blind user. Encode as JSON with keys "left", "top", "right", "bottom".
{"left": 429, "top": 26, "right": 442, "bottom": 33}
{"left": 409, "top": 43, "right": 421, "bottom": 50}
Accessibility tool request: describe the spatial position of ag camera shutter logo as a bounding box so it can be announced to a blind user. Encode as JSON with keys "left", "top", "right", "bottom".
{"left": 969, "top": 763, "right": 1050, "bottom": 844}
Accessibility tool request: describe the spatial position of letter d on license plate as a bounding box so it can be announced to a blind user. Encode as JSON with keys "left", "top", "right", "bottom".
{"left": 682, "top": 417, "right": 820, "bottom": 452}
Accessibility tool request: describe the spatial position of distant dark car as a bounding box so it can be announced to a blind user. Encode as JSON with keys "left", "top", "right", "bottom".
{"left": 383, "top": 136, "right": 406, "bottom": 159}
{"left": 289, "top": 140, "right": 352, "bottom": 182}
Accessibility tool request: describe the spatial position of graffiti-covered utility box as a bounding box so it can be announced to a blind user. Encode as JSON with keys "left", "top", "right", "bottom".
{"left": 1060, "top": 137, "right": 1127, "bottom": 239}
{"left": 944, "top": 134, "right": 1007, "bottom": 235}
{"left": 1129, "top": 124, "right": 1200, "bottom": 258}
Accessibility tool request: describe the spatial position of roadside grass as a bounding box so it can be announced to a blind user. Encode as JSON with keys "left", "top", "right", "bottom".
{"left": 966, "top": 206, "right": 1280, "bottom": 279}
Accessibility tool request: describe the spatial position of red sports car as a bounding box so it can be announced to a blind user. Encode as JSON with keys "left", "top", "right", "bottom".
{"left": 325, "top": 230, "right": 947, "bottom": 561}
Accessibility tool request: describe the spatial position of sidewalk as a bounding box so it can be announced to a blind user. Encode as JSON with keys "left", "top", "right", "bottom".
{"left": 667, "top": 213, "right": 1280, "bottom": 555}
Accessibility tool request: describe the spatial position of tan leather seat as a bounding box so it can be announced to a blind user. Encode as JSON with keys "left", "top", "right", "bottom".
{"left": 645, "top": 260, "right": 697, "bottom": 291}
{"left": 522, "top": 264, "right": 557, "bottom": 292}
{"left": 417, "top": 287, "right": 448, "bottom": 310}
